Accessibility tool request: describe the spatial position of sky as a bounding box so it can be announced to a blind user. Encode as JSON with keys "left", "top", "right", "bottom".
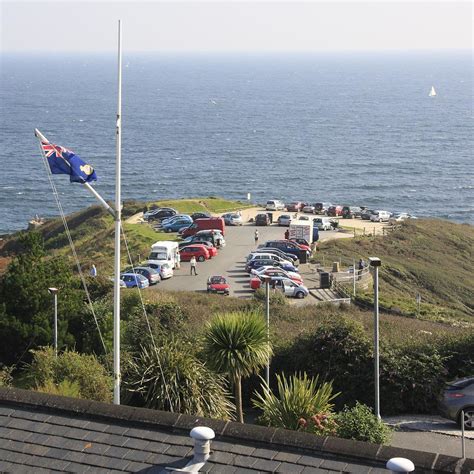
{"left": 0, "top": 1, "right": 472, "bottom": 52}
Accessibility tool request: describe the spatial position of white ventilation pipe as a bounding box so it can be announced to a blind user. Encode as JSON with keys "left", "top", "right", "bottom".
{"left": 169, "top": 426, "right": 215, "bottom": 473}
{"left": 386, "top": 457, "right": 415, "bottom": 473}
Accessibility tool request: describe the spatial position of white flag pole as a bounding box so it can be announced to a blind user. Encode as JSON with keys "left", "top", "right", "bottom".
{"left": 113, "top": 19, "right": 123, "bottom": 405}
{"left": 34, "top": 128, "right": 115, "bottom": 218}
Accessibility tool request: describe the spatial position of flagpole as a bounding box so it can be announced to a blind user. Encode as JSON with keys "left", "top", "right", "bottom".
{"left": 113, "top": 19, "right": 123, "bottom": 405}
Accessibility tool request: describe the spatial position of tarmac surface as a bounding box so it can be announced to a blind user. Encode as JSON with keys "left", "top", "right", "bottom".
{"left": 149, "top": 222, "right": 341, "bottom": 300}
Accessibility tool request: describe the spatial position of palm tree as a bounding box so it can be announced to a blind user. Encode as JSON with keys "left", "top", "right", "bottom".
{"left": 202, "top": 311, "right": 272, "bottom": 423}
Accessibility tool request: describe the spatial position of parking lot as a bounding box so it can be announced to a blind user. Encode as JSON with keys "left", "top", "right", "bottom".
{"left": 149, "top": 222, "right": 340, "bottom": 299}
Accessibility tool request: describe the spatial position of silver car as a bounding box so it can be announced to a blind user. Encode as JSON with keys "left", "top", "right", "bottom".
{"left": 439, "top": 377, "right": 474, "bottom": 429}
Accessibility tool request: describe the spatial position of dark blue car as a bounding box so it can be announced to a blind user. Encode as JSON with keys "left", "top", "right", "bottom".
{"left": 245, "top": 258, "right": 297, "bottom": 274}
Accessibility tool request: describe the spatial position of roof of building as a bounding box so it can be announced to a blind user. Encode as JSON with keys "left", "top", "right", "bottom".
{"left": 0, "top": 387, "right": 470, "bottom": 473}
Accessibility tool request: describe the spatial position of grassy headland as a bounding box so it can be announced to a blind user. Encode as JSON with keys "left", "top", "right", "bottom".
{"left": 315, "top": 219, "right": 474, "bottom": 323}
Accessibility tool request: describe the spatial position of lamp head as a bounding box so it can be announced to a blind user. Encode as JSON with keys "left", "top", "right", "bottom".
{"left": 369, "top": 257, "right": 381, "bottom": 267}
{"left": 48, "top": 287, "right": 59, "bottom": 294}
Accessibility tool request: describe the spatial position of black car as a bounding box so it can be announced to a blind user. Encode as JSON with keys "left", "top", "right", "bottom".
{"left": 148, "top": 209, "right": 177, "bottom": 222}
{"left": 191, "top": 212, "right": 211, "bottom": 221}
{"left": 255, "top": 213, "right": 270, "bottom": 226}
{"left": 361, "top": 209, "right": 376, "bottom": 220}
{"left": 342, "top": 206, "right": 363, "bottom": 219}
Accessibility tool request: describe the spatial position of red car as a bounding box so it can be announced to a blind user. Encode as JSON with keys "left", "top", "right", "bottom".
{"left": 250, "top": 268, "right": 303, "bottom": 290}
{"left": 327, "top": 205, "right": 343, "bottom": 217}
{"left": 179, "top": 244, "right": 210, "bottom": 262}
{"left": 283, "top": 239, "right": 311, "bottom": 253}
{"left": 286, "top": 201, "right": 304, "bottom": 212}
{"left": 207, "top": 276, "right": 230, "bottom": 295}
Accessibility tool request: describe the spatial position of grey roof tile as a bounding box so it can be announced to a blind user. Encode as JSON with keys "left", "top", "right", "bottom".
{"left": 223, "top": 468, "right": 256, "bottom": 474}
{"left": 126, "top": 461, "right": 154, "bottom": 472}
{"left": 83, "top": 420, "right": 111, "bottom": 432}
{"left": 0, "top": 416, "right": 9, "bottom": 427}
{"left": 28, "top": 455, "right": 71, "bottom": 471}
{"left": 5, "top": 417, "right": 36, "bottom": 432}
{"left": 276, "top": 462, "right": 305, "bottom": 473}
{"left": 234, "top": 454, "right": 257, "bottom": 468}
{"left": 0, "top": 407, "right": 13, "bottom": 416}
{"left": 298, "top": 454, "right": 323, "bottom": 468}
{"left": 0, "top": 461, "right": 13, "bottom": 472}
{"left": 25, "top": 432, "right": 51, "bottom": 445}
{"left": 252, "top": 447, "right": 279, "bottom": 460}
{"left": 206, "top": 464, "right": 238, "bottom": 474}
{"left": 163, "top": 444, "right": 192, "bottom": 457}
{"left": 252, "top": 457, "right": 281, "bottom": 472}
{"left": 301, "top": 467, "right": 331, "bottom": 474}
{"left": 64, "top": 461, "right": 93, "bottom": 472}
{"left": 165, "top": 434, "right": 193, "bottom": 446}
{"left": 43, "top": 446, "right": 69, "bottom": 459}
{"left": 12, "top": 409, "right": 51, "bottom": 423}
{"left": 319, "top": 459, "right": 347, "bottom": 472}
{"left": 146, "top": 440, "right": 170, "bottom": 454}
{"left": 104, "top": 445, "right": 131, "bottom": 459}
{"left": 140, "top": 453, "right": 181, "bottom": 466}
{"left": 212, "top": 440, "right": 255, "bottom": 456}
{"left": 63, "top": 450, "right": 91, "bottom": 465}
{"left": 369, "top": 468, "right": 390, "bottom": 473}
{"left": 348, "top": 462, "right": 379, "bottom": 473}
{"left": 1, "top": 428, "right": 32, "bottom": 442}
{"left": 82, "top": 441, "right": 112, "bottom": 455}
{"left": 210, "top": 450, "right": 235, "bottom": 465}
{"left": 123, "top": 437, "right": 151, "bottom": 450}
{"left": 274, "top": 451, "right": 301, "bottom": 464}
{"left": 123, "top": 448, "right": 155, "bottom": 463}
{"left": 103, "top": 423, "right": 130, "bottom": 436}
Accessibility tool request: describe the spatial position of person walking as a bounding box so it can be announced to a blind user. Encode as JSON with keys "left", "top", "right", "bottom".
{"left": 254, "top": 229, "right": 259, "bottom": 244}
{"left": 176, "top": 250, "right": 181, "bottom": 269}
{"left": 190, "top": 255, "right": 198, "bottom": 275}
{"left": 90, "top": 264, "right": 97, "bottom": 277}
{"left": 284, "top": 229, "right": 290, "bottom": 240}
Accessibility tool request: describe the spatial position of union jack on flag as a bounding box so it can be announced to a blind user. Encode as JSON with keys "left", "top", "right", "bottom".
{"left": 40, "top": 140, "right": 97, "bottom": 184}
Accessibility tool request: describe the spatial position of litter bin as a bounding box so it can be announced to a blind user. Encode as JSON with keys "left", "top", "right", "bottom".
{"left": 266, "top": 212, "right": 273, "bottom": 224}
{"left": 320, "top": 272, "right": 331, "bottom": 289}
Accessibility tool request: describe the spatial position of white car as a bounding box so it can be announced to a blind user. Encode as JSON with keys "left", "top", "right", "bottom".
{"left": 273, "top": 278, "right": 309, "bottom": 299}
{"left": 277, "top": 214, "right": 292, "bottom": 226}
{"left": 389, "top": 213, "right": 417, "bottom": 223}
{"left": 370, "top": 210, "right": 391, "bottom": 222}
{"left": 143, "top": 262, "right": 174, "bottom": 279}
{"left": 248, "top": 253, "right": 294, "bottom": 267}
{"left": 265, "top": 200, "right": 286, "bottom": 211}
{"left": 222, "top": 213, "right": 243, "bottom": 226}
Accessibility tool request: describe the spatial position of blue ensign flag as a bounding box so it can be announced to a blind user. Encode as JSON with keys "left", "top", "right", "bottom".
{"left": 40, "top": 141, "right": 97, "bottom": 183}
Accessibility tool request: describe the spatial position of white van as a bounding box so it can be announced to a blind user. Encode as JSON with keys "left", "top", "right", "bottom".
{"left": 147, "top": 241, "right": 180, "bottom": 269}
{"left": 370, "top": 210, "right": 391, "bottom": 222}
{"left": 266, "top": 200, "right": 285, "bottom": 211}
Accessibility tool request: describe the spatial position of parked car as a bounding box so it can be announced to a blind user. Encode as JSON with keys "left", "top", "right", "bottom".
{"left": 439, "top": 377, "right": 474, "bottom": 430}
{"left": 370, "top": 210, "right": 391, "bottom": 222}
{"left": 277, "top": 214, "right": 292, "bottom": 226}
{"left": 249, "top": 253, "right": 294, "bottom": 267}
{"left": 262, "top": 240, "right": 310, "bottom": 257}
{"left": 142, "top": 262, "right": 174, "bottom": 279}
{"left": 250, "top": 267, "right": 303, "bottom": 290}
{"left": 222, "top": 213, "right": 243, "bottom": 226}
{"left": 327, "top": 205, "right": 343, "bottom": 217}
{"left": 389, "top": 212, "right": 417, "bottom": 223}
{"left": 131, "top": 267, "right": 161, "bottom": 285}
{"left": 207, "top": 276, "right": 230, "bottom": 295}
{"left": 265, "top": 200, "right": 286, "bottom": 211}
{"left": 144, "top": 207, "right": 176, "bottom": 220}
{"left": 312, "top": 217, "right": 331, "bottom": 231}
{"left": 179, "top": 239, "right": 217, "bottom": 256}
{"left": 361, "top": 209, "right": 376, "bottom": 220}
{"left": 274, "top": 278, "right": 309, "bottom": 299}
{"left": 248, "top": 247, "right": 299, "bottom": 264}
{"left": 181, "top": 217, "right": 226, "bottom": 238}
{"left": 255, "top": 213, "right": 271, "bottom": 226}
{"left": 179, "top": 244, "right": 210, "bottom": 262}
{"left": 302, "top": 204, "right": 316, "bottom": 214}
{"left": 314, "top": 202, "right": 332, "bottom": 214}
{"left": 162, "top": 216, "right": 193, "bottom": 233}
{"left": 342, "top": 206, "right": 363, "bottom": 219}
{"left": 120, "top": 273, "right": 149, "bottom": 289}
{"left": 160, "top": 214, "right": 190, "bottom": 225}
{"left": 148, "top": 209, "right": 178, "bottom": 222}
{"left": 191, "top": 212, "right": 211, "bottom": 221}
{"left": 193, "top": 229, "right": 226, "bottom": 247}
{"left": 286, "top": 202, "right": 304, "bottom": 212}
{"left": 245, "top": 258, "right": 297, "bottom": 274}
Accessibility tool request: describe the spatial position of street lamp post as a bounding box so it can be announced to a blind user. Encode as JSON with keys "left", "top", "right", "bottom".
{"left": 261, "top": 275, "right": 271, "bottom": 387}
{"left": 369, "top": 257, "right": 381, "bottom": 420}
{"left": 48, "top": 287, "right": 59, "bottom": 358}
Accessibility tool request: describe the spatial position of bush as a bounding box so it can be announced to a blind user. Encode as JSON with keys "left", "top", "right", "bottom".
{"left": 0, "top": 365, "right": 13, "bottom": 387}
{"left": 123, "top": 339, "right": 234, "bottom": 420}
{"left": 335, "top": 402, "right": 392, "bottom": 444}
{"left": 252, "top": 372, "right": 339, "bottom": 434}
{"left": 24, "top": 347, "right": 112, "bottom": 402}
{"left": 254, "top": 288, "right": 288, "bottom": 306}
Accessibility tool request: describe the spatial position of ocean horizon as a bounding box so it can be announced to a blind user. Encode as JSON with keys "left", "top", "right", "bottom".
{"left": 0, "top": 51, "right": 472, "bottom": 235}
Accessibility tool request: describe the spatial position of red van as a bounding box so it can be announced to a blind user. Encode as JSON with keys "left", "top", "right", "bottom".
{"left": 180, "top": 217, "right": 226, "bottom": 238}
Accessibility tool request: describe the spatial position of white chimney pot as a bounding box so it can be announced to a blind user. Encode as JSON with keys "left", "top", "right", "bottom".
{"left": 190, "top": 426, "right": 215, "bottom": 441}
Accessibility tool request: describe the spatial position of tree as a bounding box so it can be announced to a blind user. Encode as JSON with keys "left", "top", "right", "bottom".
{"left": 202, "top": 311, "right": 271, "bottom": 423}
{"left": 0, "top": 232, "right": 84, "bottom": 364}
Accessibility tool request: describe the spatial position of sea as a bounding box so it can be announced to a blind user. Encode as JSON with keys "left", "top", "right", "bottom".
{"left": 0, "top": 51, "right": 473, "bottom": 235}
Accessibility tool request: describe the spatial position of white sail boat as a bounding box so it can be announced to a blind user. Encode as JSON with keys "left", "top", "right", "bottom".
{"left": 429, "top": 86, "right": 437, "bottom": 97}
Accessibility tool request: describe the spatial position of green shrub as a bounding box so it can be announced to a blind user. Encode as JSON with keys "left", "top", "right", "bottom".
{"left": 252, "top": 372, "right": 339, "bottom": 433}
{"left": 24, "top": 347, "right": 112, "bottom": 402}
{"left": 123, "top": 339, "right": 234, "bottom": 420}
{"left": 0, "top": 365, "right": 13, "bottom": 387}
{"left": 36, "top": 379, "right": 82, "bottom": 398}
{"left": 254, "top": 288, "right": 288, "bottom": 306}
{"left": 335, "top": 402, "right": 392, "bottom": 444}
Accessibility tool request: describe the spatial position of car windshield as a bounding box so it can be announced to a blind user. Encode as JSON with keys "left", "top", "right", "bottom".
{"left": 149, "top": 252, "right": 168, "bottom": 260}
{"left": 210, "top": 277, "right": 225, "bottom": 284}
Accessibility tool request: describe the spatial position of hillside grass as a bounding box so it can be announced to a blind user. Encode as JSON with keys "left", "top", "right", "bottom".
{"left": 148, "top": 197, "right": 253, "bottom": 215}
{"left": 0, "top": 197, "right": 251, "bottom": 275}
{"left": 314, "top": 219, "right": 474, "bottom": 323}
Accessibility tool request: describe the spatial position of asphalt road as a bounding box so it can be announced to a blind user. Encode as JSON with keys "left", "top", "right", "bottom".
{"left": 149, "top": 223, "right": 340, "bottom": 298}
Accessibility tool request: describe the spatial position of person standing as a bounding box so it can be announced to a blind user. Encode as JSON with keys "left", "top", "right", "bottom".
{"left": 176, "top": 250, "right": 181, "bottom": 269}
{"left": 254, "top": 229, "right": 259, "bottom": 244}
{"left": 284, "top": 229, "right": 290, "bottom": 240}
{"left": 90, "top": 264, "right": 97, "bottom": 277}
{"left": 190, "top": 255, "right": 198, "bottom": 275}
